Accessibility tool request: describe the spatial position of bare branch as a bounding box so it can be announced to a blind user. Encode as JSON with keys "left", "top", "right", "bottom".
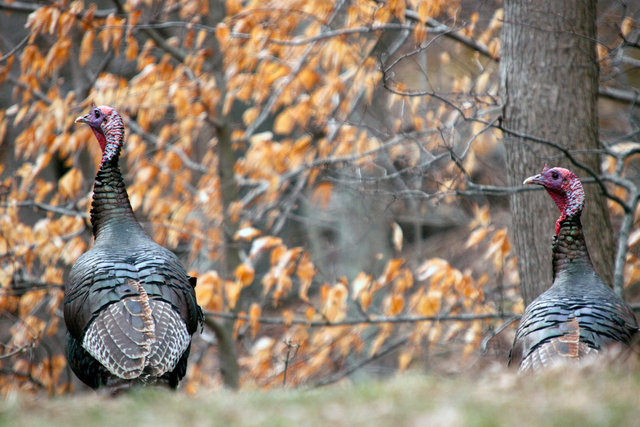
{"left": 0, "top": 34, "right": 29, "bottom": 63}
{"left": 494, "top": 123, "right": 629, "bottom": 211}
{"left": 141, "top": 26, "right": 187, "bottom": 63}
{"left": 599, "top": 86, "right": 640, "bottom": 104}
{"left": 125, "top": 117, "right": 208, "bottom": 173}
{"left": 10, "top": 200, "right": 89, "bottom": 219}
{"left": 230, "top": 23, "right": 418, "bottom": 46}
{"left": 0, "top": 0, "right": 114, "bottom": 18}
{"left": 404, "top": 11, "right": 497, "bottom": 59}
{"left": 0, "top": 342, "right": 34, "bottom": 359}
{"left": 313, "top": 334, "right": 409, "bottom": 388}
{"left": 6, "top": 75, "right": 52, "bottom": 104}
{"left": 243, "top": 0, "right": 348, "bottom": 139}
{"left": 205, "top": 310, "right": 517, "bottom": 327}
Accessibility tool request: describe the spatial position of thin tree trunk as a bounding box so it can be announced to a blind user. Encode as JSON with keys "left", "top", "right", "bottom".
{"left": 194, "top": 0, "right": 239, "bottom": 389}
{"left": 501, "top": 0, "right": 614, "bottom": 304}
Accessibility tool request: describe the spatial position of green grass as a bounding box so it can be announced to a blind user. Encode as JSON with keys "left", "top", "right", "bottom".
{"left": 2, "top": 367, "right": 640, "bottom": 426}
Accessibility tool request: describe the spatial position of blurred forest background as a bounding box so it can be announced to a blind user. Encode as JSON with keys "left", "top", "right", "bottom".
{"left": 0, "top": 0, "right": 639, "bottom": 395}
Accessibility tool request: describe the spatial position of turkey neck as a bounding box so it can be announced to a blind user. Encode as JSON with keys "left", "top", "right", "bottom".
{"left": 91, "top": 147, "right": 145, "bottom": 243}
{"left": 551, "top": 214, "right": 594, "bottom": 280}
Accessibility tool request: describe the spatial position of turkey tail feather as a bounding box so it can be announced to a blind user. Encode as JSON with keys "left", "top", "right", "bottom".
{"left": 146, "top": 299, "right": 191, "bottom": 376}
{"left": 82, "top": 280, "right": 189, "bottom": 379}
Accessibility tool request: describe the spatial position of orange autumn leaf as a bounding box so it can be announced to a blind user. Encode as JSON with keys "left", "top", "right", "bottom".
{"left": 274, "top": 109, "right": 295, "bottom": 134}
{"left": 351, "top": 272, "right": 371, "bottom": 299}
{"left": 235, "top": 263, "right": 255, "bottom": 286}
{"left": 378, "top": 258, "right": 404, "bottom": 285}
{"left": 398, "top": 350, "right": 412, "bottom": 372}
{"left": 282, "top": 309, "right": 294, "bottom": 327}
{"left": 466, "top": 227, "right": 489, "bottom": 248}
{"left": 58, "top": 168, "right": 82, "bottom": 198}
{"left": 417, "top": 0, "right": 430, "bottom": 21}
{"left": 369, "top": 323, "right": 392, "bottom": 356}
{"left": 322, "top": 282, "right": 348, "bottom": 322}
{"left": 621, "top": 17, "right": 633, "bottom": 38}
{"left": 225, "top": 279, "right": 243, "bottom": 309}
{"left": 249, "top": 303, "right": 261, "bottom": 338}
{"left": 296, "top": 253, "right": 316, "bottom": 302}
{"left": 386, "top": 294, "right": 404, "bottom": 316}
{"left": 311, "top": 182, "right": 333, "bottom": 208}
{"left": 249, "top": 236, "right": 283, "bottom": 260}
{"left": 360, "top": 290, "right": 372, "bottom": 311}
{"left": 417, "top": 291, "right": 442, "bottom": 317}
{"left": 305, "top": 306, "right": 315, "bottom": 322}
{"left": 79, "top": 30, "right": 95, "bottom": 66}
{"left": 413, "top": 24, "right": 427, "bottom": 44}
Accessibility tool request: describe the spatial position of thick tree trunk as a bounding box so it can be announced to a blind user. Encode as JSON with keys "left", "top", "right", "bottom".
{"left": 501, "top": 0, "right": 614, "bottom": 304}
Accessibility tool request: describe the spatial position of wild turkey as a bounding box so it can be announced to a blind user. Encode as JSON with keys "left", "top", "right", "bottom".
{"left": 65, "top": 106, "right": 202, "bottom": 390}
{"left": 509, "top": 166, "right": 638, "bottom": 372}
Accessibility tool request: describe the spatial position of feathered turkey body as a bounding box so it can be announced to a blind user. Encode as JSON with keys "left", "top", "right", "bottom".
{"left": 65, "top": 106, "right": 202, "bottom": 389}
{"left": 509, "top": 166, "right": 638, "bottom": 372}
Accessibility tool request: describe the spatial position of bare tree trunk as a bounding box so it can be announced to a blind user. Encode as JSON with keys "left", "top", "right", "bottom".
{"left": 191, "top": 0, "right": 239, "bottom": 389}
{"left": 501, "top": 0, "right": 614, "bottom": 304}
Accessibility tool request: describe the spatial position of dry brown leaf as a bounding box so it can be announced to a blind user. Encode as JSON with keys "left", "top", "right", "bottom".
{"left": 385, "top": 294, "right": 404, "bottom": 316}
{"left": 79, "top": 30, "right": 95, "bottom": 66}
{"left": 249, "top": 236, "right": 283, "bottom": 260}
{"left": 282, "top": 309, "right": 294, "bottom": 327}
{"left": 378, "top": 258, "right": 404, "bottom": 285}
{"left": 466, "top": 227, "right": 489, "bottom": 248}
{"left": 58, "top": 168, "right": 82, "bottom": 198}
{"left": 311, "top": 182, "right": 333, "bottom": 208}
{"left": 418, "top": 0, "right": 430, "bottom": 21}
{"left": 225, "top": 279, "right": 243, "bottom": 309}
{"left": 249, "top": 303, "right": 261, "bottom": 338}
{"left": 235, "top": 263, "right": 255, "bottom": 286}
{"left": 274, "top": 110, "right": 295, "bottom": 135}
{"left": 398, "top": 349, "right": 412, "bottom": 372}
{"left": 621, "top": 16, "right": 634, "bottom": 38}
{"left": 391, "top": 222, "right": 403, "bottom": 252}
{"left": 296, "top": 253, "right": 316, "bottom": 302}
{"left": 351, "top": 272, "right": 371, "bottom": 300}
{"left": 417, "top": 290, "right": 441, "bottom": 317}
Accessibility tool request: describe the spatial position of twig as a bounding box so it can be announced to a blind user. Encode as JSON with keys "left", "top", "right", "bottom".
{"left": 383, "top": 30, "right": 450, "bottom": 75}
{"left": 0, "top": 342, "right": 33, "bottom": 359}
{"left": 282, "top": 340, "right": 300, "bottom": 388}
{"left": 10, "top": 200, "right": 89, "bottom": 219}
{"left": 418, "top": 14, "right": 496, "bottom": 59}
{"left": 611, "top": 185, "right": 640, "bottom": 296}
{"left": 480, "top": 315, "right": 520, "bottom": 354}
{"left": 7, "top": 75, "right": 52, "bottom": 104}
{"left": 0, "top": 34, "right": 29, "bottom": 62}
{"left": 142, "top": 27, "right": 187, "bottom": 63}
{"left": 313, "top": 335, "right": 409, "bottom": 388}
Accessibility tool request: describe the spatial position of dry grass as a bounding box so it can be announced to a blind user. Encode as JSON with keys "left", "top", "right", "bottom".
{"left": 2, "top": 364, "right": 640, "bottom": 426}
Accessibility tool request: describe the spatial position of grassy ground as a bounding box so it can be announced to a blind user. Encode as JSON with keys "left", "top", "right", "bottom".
{"left": 2, "top": 366, "right": 640, "bottom": 427}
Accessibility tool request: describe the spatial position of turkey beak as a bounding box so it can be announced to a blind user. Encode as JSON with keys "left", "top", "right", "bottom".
{"left": 523, "top": 174, "right": 543, "bottom": 185}
{"left": 75, "top": 113, "right": 90, "bottom": 124}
